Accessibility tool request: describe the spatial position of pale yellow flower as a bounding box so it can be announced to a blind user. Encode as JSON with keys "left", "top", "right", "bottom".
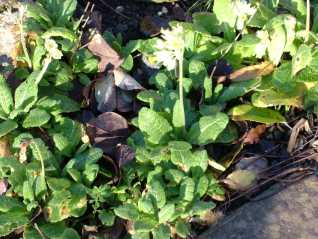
{"left": 44, "top": 38, "right": 63, "bottom": 60}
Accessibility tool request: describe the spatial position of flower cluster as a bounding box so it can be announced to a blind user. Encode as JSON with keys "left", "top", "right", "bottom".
{"left": 233, "top": 0, "right": 257, "bottom": 30}
{"left": 153, "top": 24, "right": 185, "bottom": 71}
{"left": 44, "top": 38, "right": 63, "bottom": 60}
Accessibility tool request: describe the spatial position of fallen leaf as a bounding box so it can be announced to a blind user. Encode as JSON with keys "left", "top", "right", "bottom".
{"left": 287, "top": 118, "right": 311, "bottom": 154}
{"left": 87, "top": 33, "right": 123, "bottom": 72}
{"left": 113, "top": 69, "right": 144, "bottom": 91}
{"left": 140, "top": 16, "right": 168, "bottom": 37}
{"left": 217, "top": 62, "right": 274, "bottom": 83}
{"left": 223, "top": 170, "right": 257, "bottom": 191}
{"left": 94, "top": 74, "right": 117, "bottom": 112}
{"left": 116, "top": 90, "right": 134, "bottom": 113}
{"left": 0, "top": 136, "right": 11, "bottom": 157}
{"left": 243, "top": 124, "right": 267, "bottom": 144}
{"left": 115, "top": 144, "right": 135, "bottom": 168}
{"left": 19, "top": 140, "right": 31, "bottom": 163}
{"left": 86, "top": 112, "right": 129, "bottom": 155}
{"left": 235, "top": 155, "right": 268, "bottom": 174}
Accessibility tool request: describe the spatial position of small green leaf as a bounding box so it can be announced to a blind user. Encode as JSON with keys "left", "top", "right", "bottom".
{"left": 158, "top": 203, "right": 175, "bottom": 223}
{"left": 292, "top": 44, "right": 312, "bottom": 76}
{"left": 148, "top": 179, "right": 166, "bottom": 209}
{"left": 152, "top": 224, "right": 171, "bottom": 239}
{"left": 267, "top": 23, "right": 286, "bottom": 65}
{"left": 175, "top": 221, "right": 190, "bottom": 238}
{"left": 229, "top": 104, "right": 286, "bottom": 124}
{"left": 169, "top": 141, "right": 192, "bottom": 170}
{"left": 179, "top": 178, "right": 195, "bottom": 202}
{"left": 138, "top": 108, "right": 172, "bottom": 144}
{"left": 98, "top": 210, "right": 115, "bottom": 226}
{"left": 138, "top": 196, "right": 155, "bottom": 214}
{"left": 187, "top": 113, "right": 229, "bottom": 145}
{"left": 23, "top": 108, "right": 51, "bottom": 128}
{"left": 172, "top": 100, "right": 186, "bottom": 132}
{"left": 114, "top": 204, "right": 139, "bottom": 220}
{"left": 0, "top": 75, "right": 14, "bottom": 115}
{"left": 0, "top": 120, "right": 18, "bottom": 138}
{"left": 42, "top": 27, "right": 77, "bottom": 42}
{"left": 14, "top": 75, "right": 38, "bottom": 112}
{"left": 190, "top": 201, "right": 216, "bottom": 216}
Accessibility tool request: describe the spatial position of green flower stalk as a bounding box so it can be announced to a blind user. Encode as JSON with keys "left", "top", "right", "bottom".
{"left": 154, "top": 24, "right": 186, "bottom": 132}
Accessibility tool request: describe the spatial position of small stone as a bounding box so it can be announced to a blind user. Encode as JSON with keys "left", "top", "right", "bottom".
{"left": 115, "top": 5, "right": 124, "bottom": 13}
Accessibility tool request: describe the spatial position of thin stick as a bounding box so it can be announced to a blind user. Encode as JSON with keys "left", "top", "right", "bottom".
{"left": 306, "top": 0, "right": 311, "bottom": 42}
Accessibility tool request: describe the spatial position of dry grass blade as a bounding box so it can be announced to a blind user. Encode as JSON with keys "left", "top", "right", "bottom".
{"left": 287, "top": 118, "right": 311, "bottom": 154}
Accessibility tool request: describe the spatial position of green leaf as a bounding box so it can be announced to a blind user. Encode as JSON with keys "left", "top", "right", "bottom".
{"left": 169, "top": 141, "right": 192, "bottom": 170}
{"left": 159, "top": 203, "right": 175, "bottom": 223}
{"left": 0, "top": 197, "right": 29, "bottom": 237}
{"left": 252, "top": 89, "right": 302, "bottom": 108}
{"left": 138, "top": 195, "right": 155, "bottom": 214}
{"left": 42, "top": 27, "right": 77, "bottom": 42}
{"left": 0, "top": 120, "right": 18, "bottom": 137}
{"left": 188, "top": 60, "right": 207, "bottom": 89}
{"left": 193, "top": 12, "right": 220, "bottom": 34}
{"left": 14, "top": 74, "right": 38, "bottom": 112}
{"left": 114, "top": 204, "right": 139, "bottom": 220}
{"left": 26, "top": 3, "right": 53, "bottom": 29}
{"left": 190, "top": 201, "right": 215, "bottom": 216}
{"left": 215, "top": 123, "right": 238, "bottom": 143}
{"left": 218, "top": 79, "right": 260, "bottom": 103}
{"left": 195, "top": 175, "right": 209, "bottom": 198}
{"left": 179, "top": 178, "right": 195, "bottom": 202}
{"left": 72, "top": 49, "right": 98, "bottom": 74}
{"left": 30, "top": 138, "right": 56, "bottom": 165}
{"left": 213, "top": 0, "right": 236, "bottom": 33}
{"left": 32, "top": 44, "right": 46, "bottom": 71}
{"left": 23, "top": 108, "right": 51, "bottom": 128}
{"left": 187, "top": 113, "right": 229, "bottom": 145}
{"left": 229, "top": 104, "right": 286, "bottom": 124}
{"left": 138, "top": 108, "right": 172, "bottom": 144}
{"left": 52, "top": 118, "right": 82, "bottom": 156}
{"left": 98, "top": 210, "right": 115, "bottom": 226}
{"left": 292, "top": 44, "right": 312, "bottom": 76}
{"left": 148, "top": 179, "right": 166, "bottom": 208}
{"left": 272, "top": 62, "right": 298, "bottom": 93}
{"left": 152, "top": 224, "right": 171, "bottom": 239}
{"left": 172, "top": 100, "right": 186, "bottom": 132}
{"left": 0, "top": 75, "right": 13, "bottom": 115}
{"left": 175, "top": 221, "right": 190, "bottom": 238}
{"left": 267, "top": 23, "right": 286, "bottom": 65}
{"left": 133, "top": 217, "right": 157, "bottom": 233}
{"left": 149, "top": 72, "right": 173, "bottom": 91}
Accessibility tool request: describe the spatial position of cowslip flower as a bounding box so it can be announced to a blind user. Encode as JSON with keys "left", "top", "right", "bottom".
{"left": 233, "top": 0, "right": 257, "bottom": 30}
{"left": 44, "top": 38, "right": 63, "bottom": 60}
{"left": 153, "top": 24, "right": 185, "bottom": 70}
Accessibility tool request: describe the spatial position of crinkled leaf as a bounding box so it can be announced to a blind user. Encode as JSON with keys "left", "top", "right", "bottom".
{"left": 175, "top": 221, "right": 190, "bottom": 238}
{"left": 0, "top": 120, "right": 18, "bottom": 138}
{"left": 292, "top": 44, "right": 312, "bottom": 76}
{"left": 14, "top": 74, "right": 38, "bottom": 112}
{"left": 138, "top": 108, "right": 172, "bottom": 145}
{"left": 0, "top": 75, "right": 13, "bottom": 115}
{"left": 179, "top": 177, "right": 195, "bottom": 202}
{"left": 169, "top": 141, "right": 192, "bottom": 170}
{"left": 114, "top": 204, "right": 139, "bottom": 220}
{"left": 42, "top": 27, "right": 77, "bottom": 42}
{"left": 187, "top": 113, "right": 229, "bottom": 145}
{"left": 152, "top": 224, "right": 171, "bottom": 239}
{"left": 159, "top": 203, "right": 175, "bottom": 223}
{"left": 98, "top": 210, "right": 115, "bottom": 226}
{"left": 148, "top": 179, "right": 166, "bottom": 208}
{"left": 23, "top": 108, "right": 51, "bottom": 128}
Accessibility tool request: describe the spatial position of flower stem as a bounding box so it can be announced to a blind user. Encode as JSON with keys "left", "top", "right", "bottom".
{"left": 19, "top": 6, "right": 32, "bottom": 69}
{"left": 35, "top": 58, "right": 51, "bottom": 85}
{"left": 305, "top": 0, "right": 310, "bottom": 42}
{"left": 178, "top": 54, "right": 186, "bottom": 133}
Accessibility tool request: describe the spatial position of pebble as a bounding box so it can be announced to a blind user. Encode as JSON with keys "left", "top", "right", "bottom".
{"left": 115, "top": 5, "right": 124, "bottom": 13}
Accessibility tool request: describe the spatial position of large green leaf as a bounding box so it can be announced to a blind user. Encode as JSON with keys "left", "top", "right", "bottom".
{"left": 14, "top": 73, "right": 39, "bottom": 112}
{"left": 267, "top": 22, "right": 286, "bottom": 65}
{"left": 229, "top": 104, "right": 286, "bottom": 124}
{"left": 148, "top": 179, "right": 166, "bottom": 208}
{"left": 152, "top": 224, "right": 171, "bottom": 239}
{"left": 26, "top": 3, "right": 53, "bottom": 29}
{"left": 169, "top": 141, "right": 192, "bottom": 170}
{"left": 0, "top": 75, "right": 13, "bottom": 115}
{"left": 138, "top": 108, "right": 172, "bottom": 144}
{"left": 0, "top": 120, "right": 18, "bottom": 138}
{"left": 179, "top": 177, "right": 195, "bottom": 202}
{"left": 187, "top": 113, "right": 229, "bottom": 145}
{"left": 114, "top": 204, "right": 140, "bottom": 220}
{"left": 158, "top": 203, "right": 175, "bottom": 223}
{"left": 23, "top": 108, "right": 51, "bottom": 128}
{"left": 292, "top": 44, "right": 312, "bottom": 76}
{"left": 42, "top": 27, "right": 77, "bottom": 42}
{"left": 0, "top": 197, "right": 29, "bottom": 237}
{"left": 213, "top": 0, "right": 236, "bottom": 38}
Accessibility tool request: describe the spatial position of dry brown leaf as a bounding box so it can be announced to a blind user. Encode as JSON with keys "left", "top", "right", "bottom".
{"left": 218, "top": 62, "right": 274, "bottom": 83}
{"left": 87, "top": 33, "right": 123, "bottom": 72}
{"left": 287, "top": 118, "right": 311, "bottom": 154}
{"left": 243, "top": 124, "right": 267, "bottom": 144}
{"left": 113, "top": 69, "right": 144, "bottom": 90}
{"left": 0, "top": 136, "right": 11, "bottom": 157}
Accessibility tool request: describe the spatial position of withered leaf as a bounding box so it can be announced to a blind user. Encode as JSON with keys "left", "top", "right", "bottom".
{"left": 115, "top": 144, "right": 135, "bottom": 168}
{"left": 243, "top": 124, "right": 267, "bottom": 144}
{"left": 223, "top": 170, "right": 257, "bottom": 191}
{"left": 86, "top": 112, "right": 129, "bottom": 155}
{"left": 87, "top": 33, "right": 123, "bottom": 72}
{"left": 218, "top": 62, "right": 274, "bottom": 83}
{"left": 95, "top": 74, "right": 117, "bottom": 112}
{"left": 113, "top": 69, "right": 144, "bottom": 91}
